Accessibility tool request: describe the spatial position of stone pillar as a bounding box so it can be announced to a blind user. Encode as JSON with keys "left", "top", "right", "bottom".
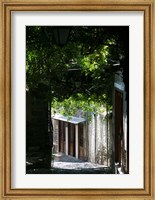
{"left": 52, "top": 119, "right": 59, "bottom": 153}
{"left": 65, "top": 123, "right": 68, "bottom": 155}
{"left": 75, "top": 124, "right": 79, "bottom": 159}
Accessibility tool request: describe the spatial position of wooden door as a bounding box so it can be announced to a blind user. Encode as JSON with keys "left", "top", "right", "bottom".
{"left": 59, "top": 121, "right": 65, "bottom": 153}
{"left": 68, "top": 123, "right": 75, "bottom": 157}
{"left": 115, "top": 90, "right": 123, "bottom": 165}
{"left": 79, "top": 123, "right": 84, "bottom": 160}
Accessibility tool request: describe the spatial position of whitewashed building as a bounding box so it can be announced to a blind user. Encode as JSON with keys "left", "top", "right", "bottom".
{"left": 52, "top": 110, "right": 112, "bottom": 167}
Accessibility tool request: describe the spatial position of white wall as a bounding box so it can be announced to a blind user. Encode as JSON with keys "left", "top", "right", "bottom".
{"left": 88, "top": 112, "right": 112, "bottom": 166}
{"left": 52, "top": 119, "right": 59, "bottom": 153}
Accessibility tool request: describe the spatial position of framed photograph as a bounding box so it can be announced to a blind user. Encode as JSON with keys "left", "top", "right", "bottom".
{"left": 0, "top": 0, "right": 155, "bottom": 199}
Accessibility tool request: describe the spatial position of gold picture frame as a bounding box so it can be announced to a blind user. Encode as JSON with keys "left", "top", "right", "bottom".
{"left": 0, "top": 0, "right": 155, "bottom": 199}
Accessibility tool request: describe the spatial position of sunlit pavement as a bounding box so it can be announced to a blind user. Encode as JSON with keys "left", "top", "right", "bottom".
{"left": 53, "top": 152, "right": 107, "bottom": 170}
{"left": 26, "top": 152, "right": 113, "bottom": 174}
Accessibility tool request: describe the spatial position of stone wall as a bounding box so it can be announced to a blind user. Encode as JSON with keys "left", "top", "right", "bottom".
{"left": 26, "top": 84, "right": 52, "bottom": 171}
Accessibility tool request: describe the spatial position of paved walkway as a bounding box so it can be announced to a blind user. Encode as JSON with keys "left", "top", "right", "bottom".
{"left": 26, "top": 152, "right": 114, "bottom": 174}
{"left": 53, "top": 152, "right": 107, "bottom": 170}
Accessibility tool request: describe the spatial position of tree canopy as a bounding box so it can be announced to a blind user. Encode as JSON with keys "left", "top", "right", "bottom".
{"left": 26, "top": 26, "right": 129, "bottom": 116}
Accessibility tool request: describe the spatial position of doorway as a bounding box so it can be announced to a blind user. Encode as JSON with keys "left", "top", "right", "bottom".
{"left": 114, "top": 90, "right": 123, "bottom": 165}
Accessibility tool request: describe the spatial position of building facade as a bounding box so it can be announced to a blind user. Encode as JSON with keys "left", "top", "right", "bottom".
{"left": 52, "top": 111, "right": 113, "bottom": 167}
{"left": 113, "top": 71, "right": 129, "bottom": 174}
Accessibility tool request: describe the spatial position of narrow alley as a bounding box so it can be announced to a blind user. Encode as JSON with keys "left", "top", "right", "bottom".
{"left": 26, "top": 152, "right": 113, "bottom": 174}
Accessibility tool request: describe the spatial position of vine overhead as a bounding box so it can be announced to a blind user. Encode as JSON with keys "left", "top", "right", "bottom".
{"left": 26, "top": 26, "right": 129, "bottom": 116}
